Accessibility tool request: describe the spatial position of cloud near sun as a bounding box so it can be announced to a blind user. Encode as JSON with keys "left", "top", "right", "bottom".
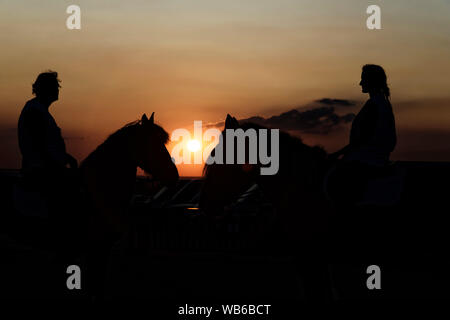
{"left": 206, "top": 98, "right": 356, "bottom": 135}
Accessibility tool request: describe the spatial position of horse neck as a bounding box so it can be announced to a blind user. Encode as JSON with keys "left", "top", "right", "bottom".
{"left": 82, "top": 136, "right": 138, "bottom": 205}
{"left": 257, "top": 144, "right": 324, "bottom": 204}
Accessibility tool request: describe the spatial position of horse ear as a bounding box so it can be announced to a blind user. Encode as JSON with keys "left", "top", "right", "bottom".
{"left": 149, "top": 112, "right": 155, "bottom": 124}
{"left": 225, "top": 114, "right": 232, "bottom": 128}
{"left": 225, "top": 114, "right": 238, "bottom": 129}
{"left": 142, "top": 114, "right": 148, "bottom": 123}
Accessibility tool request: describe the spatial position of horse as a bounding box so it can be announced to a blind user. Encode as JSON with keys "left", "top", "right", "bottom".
{"left": 9, "top": 113, "right": 177, "bottom": 298}
{"left": 76, "top": 112, "right": 178, "bottom": 297}
{"left": 199, "top": 114, "right": 334, "bottom": 299}
{"left": 199, "top": 114, "right": 450, "bottom": 299}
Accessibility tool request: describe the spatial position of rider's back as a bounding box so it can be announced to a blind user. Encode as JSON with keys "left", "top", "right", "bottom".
{"left": 344, "top": 93, "right": 396, "bottom": 166}
{"left": 18, "top": 97, "right": 67, "bottom": 174}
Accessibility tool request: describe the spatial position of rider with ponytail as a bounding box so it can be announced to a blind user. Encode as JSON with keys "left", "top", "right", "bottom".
{"left": 331, "top": 64, "right": 397, "bottom": 166}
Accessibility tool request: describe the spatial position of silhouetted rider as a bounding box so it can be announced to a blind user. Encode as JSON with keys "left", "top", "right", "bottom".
{"left": 329, "top": 65, "right": 397, "bottom": 204}
{"left": 331, "top": 64, "right": 396, "bottom": 164}
{"left": 18, "top": 71, "right": 81, "bottom": 254}
{"left": 18, "top": 71, "right": 77, "bottom": 176}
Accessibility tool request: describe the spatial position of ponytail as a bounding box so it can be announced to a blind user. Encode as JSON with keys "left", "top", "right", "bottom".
{"left": 383, "top": 84, "right": 390, "bottom": 100}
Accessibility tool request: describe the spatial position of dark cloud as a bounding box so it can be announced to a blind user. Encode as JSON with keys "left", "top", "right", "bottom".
{"left": 206, "top": 98, "right": 356, "bottom": 134}
{"left": 261, "top": 106, "right": 355, "bottom": 134}
{"left": 314, "top": 98, "right": 355, "bottom": 107}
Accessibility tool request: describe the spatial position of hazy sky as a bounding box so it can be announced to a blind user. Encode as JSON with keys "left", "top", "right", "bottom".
{"left": 1, "top": 0, "right": 450, "bottom": 175}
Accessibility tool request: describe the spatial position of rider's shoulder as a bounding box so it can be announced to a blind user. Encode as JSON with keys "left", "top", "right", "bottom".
{"left": 22, "top": 98, "right": 46, "bottom": 115}
{"left": 20, "top": 99, "right": 48, "bottom": 125}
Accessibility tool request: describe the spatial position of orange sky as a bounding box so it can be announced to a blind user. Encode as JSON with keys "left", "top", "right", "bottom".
{"left": 1, "top": 0, "right": 450, "bottom": 176}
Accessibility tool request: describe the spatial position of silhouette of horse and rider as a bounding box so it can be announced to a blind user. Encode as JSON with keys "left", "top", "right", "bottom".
{"left": 200, "top": 64, "right": 396, "bottom": 210}
{"left": 17, "top": 71, "right": 178, "bottom": 297}
{"left": 16, "top": 65, "right": 397, "bottom": 299}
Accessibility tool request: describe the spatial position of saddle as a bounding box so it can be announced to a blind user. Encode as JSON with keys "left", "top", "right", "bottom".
{"left": 324, "top": 161, "right": 406, "bottom": 207}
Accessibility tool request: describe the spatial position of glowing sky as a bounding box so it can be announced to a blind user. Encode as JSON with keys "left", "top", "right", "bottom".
{"left": 1, "top": 0, "right": 450, "bottom": 176}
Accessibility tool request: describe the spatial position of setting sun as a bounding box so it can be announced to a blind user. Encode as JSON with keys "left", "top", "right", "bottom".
{"left": 187, "top": 139, "right": 201, "bottom": 152}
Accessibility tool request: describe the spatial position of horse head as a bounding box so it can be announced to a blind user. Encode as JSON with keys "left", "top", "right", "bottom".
{"left": 200, "top": 114, "right": 271, "bottom": 212}
{"left": 136, "top": 112, "right": 179, "bottom": 186}
{"left": 200, "top": 114, "right": 329, "bottom": 214}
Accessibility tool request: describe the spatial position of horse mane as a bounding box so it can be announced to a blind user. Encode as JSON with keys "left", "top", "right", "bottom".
{"left": 202, "top": 121, "right": 327, "bottom": 176}
{"left": 81, "top": 119, "right": 170, "bottom": 168}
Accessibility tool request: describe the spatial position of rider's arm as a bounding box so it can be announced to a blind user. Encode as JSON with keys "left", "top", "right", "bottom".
{"left": 371, "top": 101, "right": 397, "bottom": 154}
{"left": 329, "top": 144, "right": 352, "bottom": 159}
{"left": 21, "top": 107, "right": 48, "bottom": 169}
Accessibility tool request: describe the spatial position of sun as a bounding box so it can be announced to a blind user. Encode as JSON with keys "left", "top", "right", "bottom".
{"left": 187, "top": 139, "right": 201, "bottom": 152}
